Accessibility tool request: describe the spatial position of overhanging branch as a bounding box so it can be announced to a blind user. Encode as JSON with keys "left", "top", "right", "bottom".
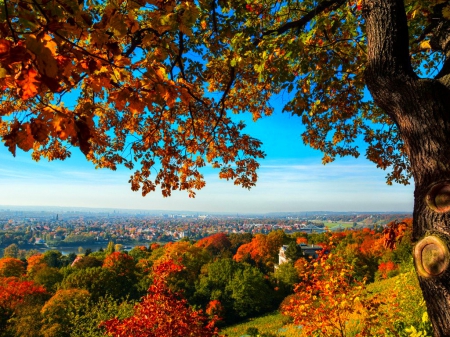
{"left": 262, "top": 0, "right": 346, "bottom": 37}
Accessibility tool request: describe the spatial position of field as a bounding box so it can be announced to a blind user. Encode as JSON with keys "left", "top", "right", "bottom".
{"left": 309, "top": 220, "right": 357, "bottom": 230}
{"left": 219, "top": 311, "right": 302, "bottom": 337}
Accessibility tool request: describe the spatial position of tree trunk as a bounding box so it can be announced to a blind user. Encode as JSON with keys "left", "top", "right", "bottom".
{"left": 363, "top": 0, "right": 450, "bottom": 335}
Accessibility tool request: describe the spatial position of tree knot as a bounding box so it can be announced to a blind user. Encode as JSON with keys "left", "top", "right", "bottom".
{"left": 414, "top": 233, "right": 450, "bottom": 278}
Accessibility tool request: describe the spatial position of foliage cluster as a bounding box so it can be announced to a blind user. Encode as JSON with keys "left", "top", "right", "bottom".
{"left": 0, "top": 219, "right": 430, "bottom": 337}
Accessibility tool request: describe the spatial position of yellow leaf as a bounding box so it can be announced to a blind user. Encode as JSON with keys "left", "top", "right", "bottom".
{"left": 155, "top": 67, "right": 167, "bottom": 81}
{"left": 420, "top": 41, "right": 431, "bottom": 50}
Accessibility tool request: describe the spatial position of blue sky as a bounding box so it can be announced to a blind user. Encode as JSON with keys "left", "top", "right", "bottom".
{"left": 0, "top": 102, "right": 414, "bottom": 213}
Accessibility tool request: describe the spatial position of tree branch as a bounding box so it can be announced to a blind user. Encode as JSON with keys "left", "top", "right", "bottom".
{"left": 123, "top": 27, "right": 170, "bottom": 57}
{"left": 209, "top": 65, "right": 236, "bottom": 137}
{"left": 4, "top": 0, "right": 18, "bottom": 43}
{"left": 261, "top": 0, "right": 346, "bottom": 37}
{"left": 173, "top": 32, "right": 209, "bottom": 107}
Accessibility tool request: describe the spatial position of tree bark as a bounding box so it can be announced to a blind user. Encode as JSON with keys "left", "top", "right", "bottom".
{"left": 363, "top": 0, "right": 450, "bottom": 335}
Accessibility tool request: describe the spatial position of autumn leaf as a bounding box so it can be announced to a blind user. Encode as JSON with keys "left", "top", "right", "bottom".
{"left": 0, "top": 39, "right": 11, "bottom": 59}
{"left": 52, "top": 115, "right": 76, "bottom": 140}
{"left": 75, "top": 116, "right": 92, "bottom": 156}
{"left": 16, "top": 123, "right": 35, "bottom": 152}
{"left": 420, "top": 41, "right": 431, "bottom": 50}
{"left": 16, "top": 68, "right": 40, "bottom": 100}
{"left": 25, "top": 35, "right": 58, "bottom": 78}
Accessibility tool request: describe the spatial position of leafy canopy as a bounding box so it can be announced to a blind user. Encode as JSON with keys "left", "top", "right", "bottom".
{"left": 0, "top": 0, "right": 445, "bottom": 195}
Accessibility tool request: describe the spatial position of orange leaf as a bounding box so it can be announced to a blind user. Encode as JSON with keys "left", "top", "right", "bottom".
{"left": 16, "top": 123, "right": 34, "bottom": 152}
{"left": 16, "top": 68, "right": 40, "bottom": 100}
{"left": 0, "top": 39, "right": 11, "bottom": 59}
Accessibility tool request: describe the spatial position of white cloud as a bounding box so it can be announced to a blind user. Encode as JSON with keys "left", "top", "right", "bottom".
{"left": 0, "top": 148, "right": 414, "bottom": 213}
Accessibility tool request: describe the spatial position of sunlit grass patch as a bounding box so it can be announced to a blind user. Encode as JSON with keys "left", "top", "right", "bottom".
{"left": 220, "top": 311, "right": 290, "bottom": 337}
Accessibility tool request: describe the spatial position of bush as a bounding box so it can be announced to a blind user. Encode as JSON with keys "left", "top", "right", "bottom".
{"left": 246, "top": 327, "right": 259, "bottom": 336}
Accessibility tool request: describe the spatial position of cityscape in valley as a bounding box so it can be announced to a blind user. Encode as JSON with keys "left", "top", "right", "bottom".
{"left": 0, "top": 206, "right": 411, "bottom": 254}
{"left": 1, "top": 204, "right": 426, "bottom": 337}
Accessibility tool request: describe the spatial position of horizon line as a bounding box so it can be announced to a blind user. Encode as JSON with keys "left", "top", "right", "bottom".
{"left": 0, "top": 204, "right": 413, "bottom": 215}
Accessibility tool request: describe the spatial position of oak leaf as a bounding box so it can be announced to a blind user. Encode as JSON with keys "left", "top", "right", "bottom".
{"left": 25, "top": 35, "right": 58, "bottom": 78}
{"left": 16, "top": 123, "right": 34, "bottom": 152}
{"left": 16, "top": 68, "right": 40, "bottom": 100}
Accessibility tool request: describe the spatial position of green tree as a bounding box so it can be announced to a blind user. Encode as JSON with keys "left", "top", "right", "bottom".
{"left": 226, "top": 264, "right": 273, "bottom": 318}
{"left": 3, "top": 243, "right": 19, "bottom": 258}
{"left": 89, "top": 250, "right": 106, "bottom": 260}
{"left": 284, "top": 241, "right": 303, "bottom": 262}
{"left": 61, "top": 266, "right": 140, "bottom": 301}
{"left": 70, "top": 296, "right": 135, "bottom": 337}
{"left": 72, "top": 256, "right": 103, "bottom": 269}
{"left": 195, "top": 258, "right": 241, "bottom": 317}
{"left": 274, "top": 261, "right": 300, "bottom": 294}
{"left": 105, "top": 242, "right": 115, "bottom": 256}
{"left": 156, "top": 241, "right": 212, "bottom": 303}
{"left": 40, "top": 289, "right": 90, "bottom": 337}
{"left": 33, "top": 266, "right": 64, "bottom": 293}
{"left": 43, "top": 250, "right": 63, "bottom": 268}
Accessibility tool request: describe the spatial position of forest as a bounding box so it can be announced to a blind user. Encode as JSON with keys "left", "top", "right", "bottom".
{"left": 0, "top": 219, "right": 433, "bottom": 336}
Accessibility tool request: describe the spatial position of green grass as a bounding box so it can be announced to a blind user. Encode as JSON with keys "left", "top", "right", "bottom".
{"left": 219, "top": 311, "right": 302, "bottom": 337}
{"left": 324, "top": 222, "right": 355, "bottom": 229}
{"left": 309, "top": 220, "right": 358, "bottom": 230}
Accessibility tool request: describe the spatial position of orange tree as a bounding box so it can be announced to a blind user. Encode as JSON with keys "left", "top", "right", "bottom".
{"left": 0, "top": 277, "right": 48, "bottom": 336}
{"left": 3, "top": 0, "right": 450, "bottom": 333}
{"left": 234, "top": 230, "right": 287, "bottom": 271}
{"left": 153, "top": 240, "right": 211, "bottom": 301}
{"left": 26, "top": 253, "right": 47, "bottom": 277}
{"left": 281, "top": 252, "right": 390, "bottom": 337}
{"left": 102, "top": 259, "right": 219, "bottom": 337}
{"left": 195, "top": 233, "right": 232, "bottom": 256}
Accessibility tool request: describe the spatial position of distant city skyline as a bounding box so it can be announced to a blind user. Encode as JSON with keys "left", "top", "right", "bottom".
{"left": 0, "top": 102, "right": 414, "bottom": 213}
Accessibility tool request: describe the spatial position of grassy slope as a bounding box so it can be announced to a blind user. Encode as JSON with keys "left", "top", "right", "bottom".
{"left": 219, "top": 311, "right": 302, "bottom": 337}
{"left": 219, "top": 268, "right": 429, "bottom": 337}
